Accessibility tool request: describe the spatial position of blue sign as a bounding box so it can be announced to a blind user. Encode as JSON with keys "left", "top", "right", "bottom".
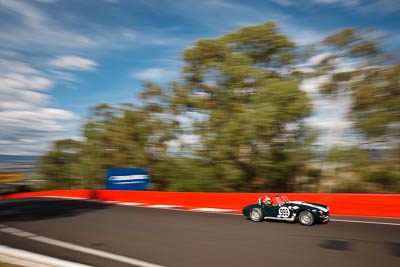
{"left": 105, "top": 168, "right": 150, "bottom": 191}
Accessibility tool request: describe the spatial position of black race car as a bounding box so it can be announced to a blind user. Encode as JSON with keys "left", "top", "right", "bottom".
{"left": 242, "top": 195, "right": 329, "bottom": 226}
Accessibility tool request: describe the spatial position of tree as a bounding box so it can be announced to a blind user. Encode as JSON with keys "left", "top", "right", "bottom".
{"left": 80, "top": 102, "right": 177, "bottom": 189}
{"left": 315, "top": 28, "right": 399, "bottom": 142}
{"left": 312, "top": 28, "right": 400, "bottom": 192}
{"left": 165, "top": 22, "right": 315, "bottom": 192}
{"left": 38, "top": 102, "right": 177, "bottom": 189}
{"left": 38, "top": 139, "right": 83, "bottom": 190}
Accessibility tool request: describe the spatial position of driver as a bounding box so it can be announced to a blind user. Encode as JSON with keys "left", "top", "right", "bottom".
{"left": 264, "top": 196, "right": 272, "bottom": 205}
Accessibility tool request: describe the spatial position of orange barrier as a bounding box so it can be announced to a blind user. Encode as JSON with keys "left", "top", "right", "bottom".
{"left": 3, "top": 190, "right": 400, "bottom": 218}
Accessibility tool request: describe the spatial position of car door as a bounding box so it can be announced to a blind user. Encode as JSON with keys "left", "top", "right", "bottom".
{"left": 263, "top": 203, "right": 293, "bottom": 219}
{"left": 261, "top": 204, "right": 280, "bottom": 218}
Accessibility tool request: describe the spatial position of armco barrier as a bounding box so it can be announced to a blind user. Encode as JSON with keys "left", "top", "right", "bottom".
{"left": 2, "top": 190, "right": 400, "bottom": 218}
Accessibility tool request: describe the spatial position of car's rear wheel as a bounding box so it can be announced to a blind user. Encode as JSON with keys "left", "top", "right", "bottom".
{"left": 299, "top": 211, "right": 314, "bottom": 226}
{"left": 249, "top": 208, "right": 264, "bottom": 222}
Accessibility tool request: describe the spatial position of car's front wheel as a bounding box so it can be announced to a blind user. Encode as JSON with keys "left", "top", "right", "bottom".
{"left": 298, "top": 211, "right": 314, "bottom": 226}
{"left": 249, "top": 208, "right": 264, "bottom": 222}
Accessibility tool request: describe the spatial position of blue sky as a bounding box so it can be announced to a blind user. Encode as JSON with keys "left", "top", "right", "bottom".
{"left": 0, "top": 0, "right": 399, "bottom": 155}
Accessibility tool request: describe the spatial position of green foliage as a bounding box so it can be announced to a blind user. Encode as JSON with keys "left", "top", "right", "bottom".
{"left": 323, "top": 28, "right": 358, "bottom": 48}
{"left": 317, "top": 28, "right": 399, "bottom": 142}
{"left": 38, "top": 139, "right": 83, "bottom": 190}
{"left": 323, "top": 145, "right": 400, "bottom": 193}
{"left": 39, "top": 102, "right": 177, "bottom": 190}
{"left": 332, "top": 181, "right": 372, "bottom": 193}
{"left": 171, "top": 22, "right": 315, "bottom": 192}
{"left": 361, "top": 170, "right": 397, "bottom": 190}
{"left": 151, "top": 158, "right": 223, "bottom": 192}
{"left": 322, "top": 27, "right": 378, "bottom": 57}
{"left": 351, "top": 65, "right": 400, "bottom": 138}
{"left": 312, "top": 27, "right": 400, "bottom": 193}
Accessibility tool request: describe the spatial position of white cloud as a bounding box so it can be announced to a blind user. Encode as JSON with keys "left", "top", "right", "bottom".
{"left": 270, "top": 0, "right": 296, "bottom": 6}
{"left": 0, "top": 59, "right": 78, "bottom": 155}
{"left": 118, "top": 28, "right": 188, "bottom": 47}
{"left": 35, "top": 0, "right": 58, "bottom": 3}
{"left": 361, "top": 0, "right": 400, "bottom": 13}
{"left": 0, "top": 0, "right": 96, "bottom": 51}
{"left": 49, "top": 70, "right": 80, "bottom": 83}
{"left": 310, "top": 0, "right": 400, "bottom": 14}
{"left": 310, "top": 0, "right": 360, "bottom": 6}
{"left": 0, "top": 101, "right": 35, "bottom": 111}
{"left": 0, "top": 108, "right": 77, "bottom": 133}
{"left": 0, "top": 74, "right": 53, "bottom": 91}
{"left": 0, "top": 50, "right": 20, "bottom": 58}
{"left": 0, "top": 107, "right": 79, "bottom": 154}
{"left": 281, "top": 25, "right": 325, "bottom": 45}
{"left": 296, "top": 52, "right": 360, "bottom": 74}
{"left": 306, "top": 52, "right": 333, "bottom": 66}
{"left": 301, "top": 77, "right": 354, "bottom": 146}
{"left": 295, "top": 53, "right": 333, "bottom": 73}
{"left": 0, "top": 109, "right": 76, "bottom": 123}
{"left": 300, "top": 76, "right": 330, "bottom": 94}
{"left": 306, "top": 111, "right": 354, "bottom": 146}
{"left": 0, "top": 74, "right": 52, "bottom": 109}
{"left": 20, "top": 90, "right": 51, "bottom": 105}
{"left": 271, "top": 0, "right": 400, "bottom": 13}
{"left": 130, "top": 68, "right": 177, "bottom": 81}
{"left": 49, "top": 56, "right": 98, "bottom": 71}
{"left": 306, "top": 115, "right": 351, "bottom": 130}
{"left": 0, "top": 59, "right": 39, "bottom": 74}
{"left": 0, "top": 108, "right": 78, "bottom": 155}
{"left": 0, "top": 0, "right": 188, "bottom": 56}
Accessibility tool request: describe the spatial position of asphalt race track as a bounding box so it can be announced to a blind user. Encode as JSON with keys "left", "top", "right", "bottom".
{"left": 0, "top": 198, "right": 399, "bottom": 267}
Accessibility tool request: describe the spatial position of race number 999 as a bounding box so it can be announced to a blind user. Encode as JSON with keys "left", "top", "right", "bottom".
{"left": 279, "top": 207, "right": 290, "bottom": 218}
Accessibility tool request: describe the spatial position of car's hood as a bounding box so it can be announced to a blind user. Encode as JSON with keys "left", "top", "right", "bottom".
{"left": 289, "top": 201, "right": 329, "bottom": 213}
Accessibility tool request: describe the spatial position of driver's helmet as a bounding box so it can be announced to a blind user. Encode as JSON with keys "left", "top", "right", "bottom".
{"left": 263, "top": 196, "right": 272, "bottom": 205}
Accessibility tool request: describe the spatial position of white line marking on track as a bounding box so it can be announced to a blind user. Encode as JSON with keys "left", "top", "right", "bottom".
{"left": 331, "top": 219, "right": 400, "bottom": 226}
{"left": 1, "top": 227, "right": 37, "bottom": 238}
{"left": 0, "top": 227, "right": 35, "bottom": 237}
{"left": 12, "top": 231, "right": 36, "bottom": 238}
{"left": 27, "top": 236, "right": 165, "bottom": 267}
{"left": 0, "top": 244, "right": 92, "bottom": 267}
{"left": 116, "top": 202, "right": 145, "bottom": 206}
{"left": 189, "top": 208, "right": 238, "bottom": 213}
{"left": 1, "top": 227, "right": 21, "bottom": 234}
